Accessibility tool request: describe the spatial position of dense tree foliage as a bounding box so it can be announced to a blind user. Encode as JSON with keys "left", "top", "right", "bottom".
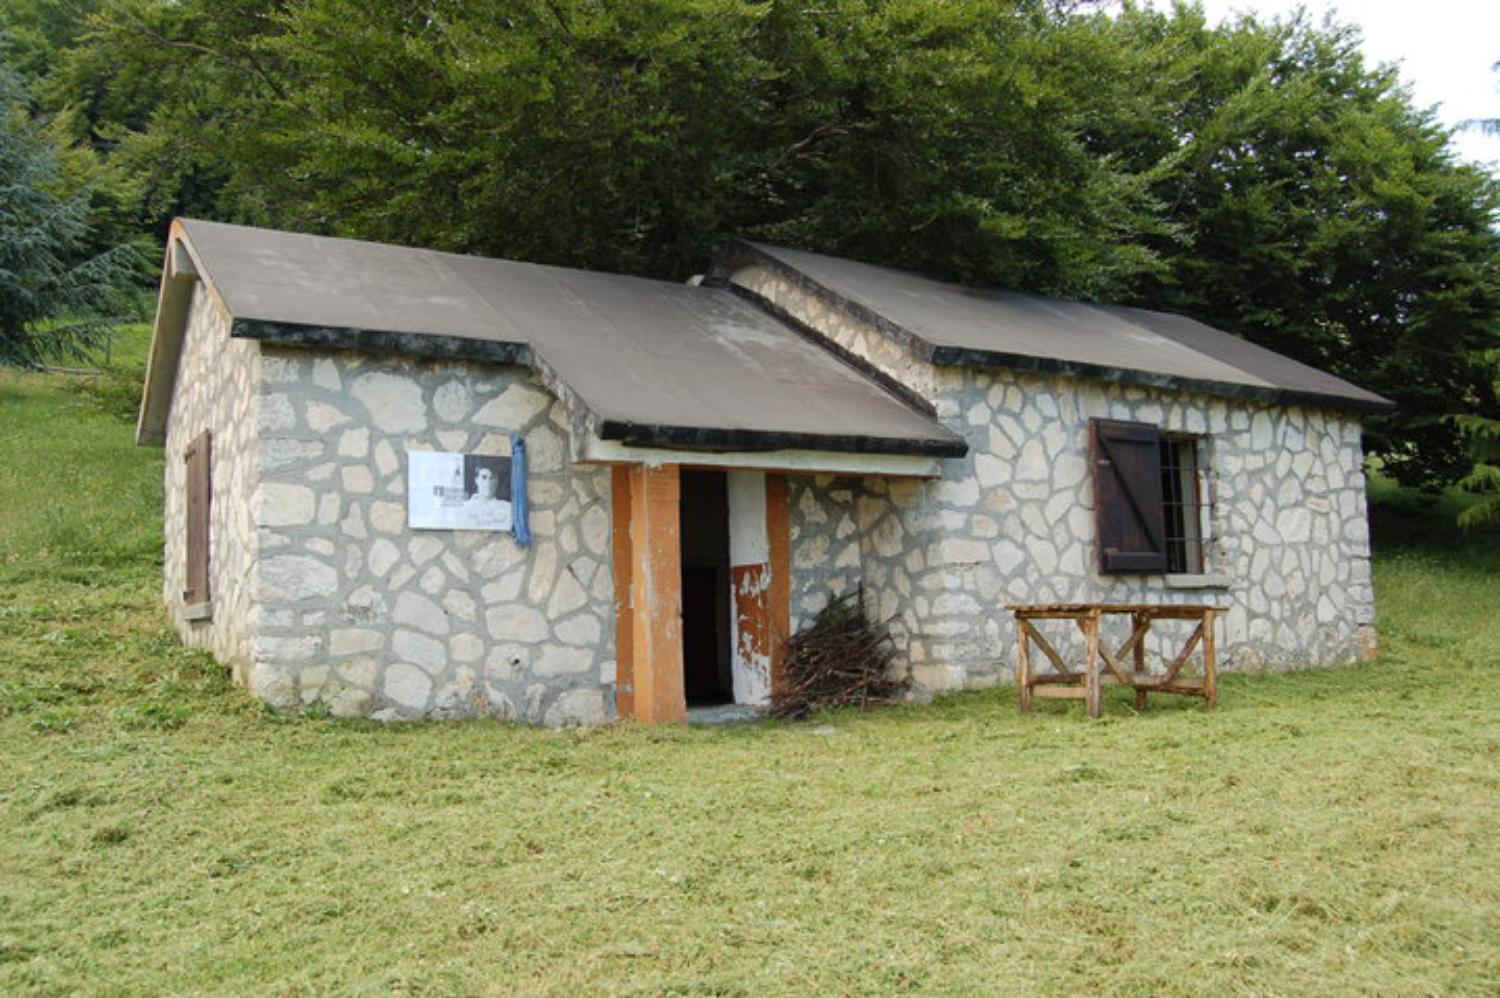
{"left": 0, "top": 58, "right": 138, "bottom": 367}
{"left": 4, "top": 0, "right": 1498, "bottom": 486}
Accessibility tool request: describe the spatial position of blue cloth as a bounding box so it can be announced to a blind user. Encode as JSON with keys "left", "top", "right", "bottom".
{"left": 510, "top": 433, "right": 531, "bottom": 546}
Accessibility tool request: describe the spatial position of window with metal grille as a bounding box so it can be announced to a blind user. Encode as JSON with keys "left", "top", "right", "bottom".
{"left": 1159, "top": 435, "right": 1204, "bottom": 574}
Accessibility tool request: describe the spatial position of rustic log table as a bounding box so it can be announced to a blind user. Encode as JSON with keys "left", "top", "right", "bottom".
{"left": 1007, "top": 603, "right": 1220, "bottom": 718}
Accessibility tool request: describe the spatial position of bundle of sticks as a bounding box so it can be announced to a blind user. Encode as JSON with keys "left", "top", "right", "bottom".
{"left": 768, "top": 589, "right": 906, "bottom": 720}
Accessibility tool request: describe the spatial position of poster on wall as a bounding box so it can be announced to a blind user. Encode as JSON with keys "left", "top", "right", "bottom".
{"left": 407, "top": 451, "right": 513, "bottom": 531}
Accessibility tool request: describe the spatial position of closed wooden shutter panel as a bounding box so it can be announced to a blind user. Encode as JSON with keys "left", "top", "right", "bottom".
{"left": 184, "top": 430, "right": 212, "bottom": 605}
{"left": 1090, "top": 418, "right": 1167, "bottom": 574}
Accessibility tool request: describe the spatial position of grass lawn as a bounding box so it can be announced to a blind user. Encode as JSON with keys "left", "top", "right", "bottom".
{"left": 2, "top": 353, "right": 1498, "bottom": 994}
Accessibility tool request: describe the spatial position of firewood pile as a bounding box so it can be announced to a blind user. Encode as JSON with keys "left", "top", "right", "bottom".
{"left": 768, "top": 589, "right": 906, "bottom": 720}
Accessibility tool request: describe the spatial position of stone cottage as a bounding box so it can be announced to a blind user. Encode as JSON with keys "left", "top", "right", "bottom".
{"left": 136, "top": 219, "right": 1390, "bottom": 724}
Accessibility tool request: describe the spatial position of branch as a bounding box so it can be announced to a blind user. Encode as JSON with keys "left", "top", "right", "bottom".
{"left": 108, "top": 3, "right": 289, "bottom": 102}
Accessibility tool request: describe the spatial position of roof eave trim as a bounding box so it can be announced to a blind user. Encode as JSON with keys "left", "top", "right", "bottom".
{"left": 136, "top": 221, "right": 207, "bottom": 446}
{"left": 594, "top": 418, "right": 969, "bottom": 459}
{"left": 231, "top": 318, "right": 532, "bottom": 366}
{"left": 928, "top": 344, "right": 1394, "bottom": 415}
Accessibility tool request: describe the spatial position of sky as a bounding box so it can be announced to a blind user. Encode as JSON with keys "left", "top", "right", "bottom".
{"left": 1158, "top": 0, "right": 1500, "bottom": 169}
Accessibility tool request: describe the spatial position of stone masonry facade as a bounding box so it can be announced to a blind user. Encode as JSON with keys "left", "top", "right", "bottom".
{"left": 738, "top": 264, "right": 1379, "bottom": 695}
{"left": 165, "top": 292, "right": 616, "bottom": 724}
{"left": 163, "top": 283, "right": 259, "bottom": 669}
{"left": 164, "top": 262, "right": 1377, "bottom": 723}
{"left": 245, "top": 348, "right": 616, "bottom": 724}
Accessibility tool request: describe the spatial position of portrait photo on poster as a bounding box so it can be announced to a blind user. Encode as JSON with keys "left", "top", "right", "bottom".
{"left": 407, "top": 450, "right": 513, "bottom": 531}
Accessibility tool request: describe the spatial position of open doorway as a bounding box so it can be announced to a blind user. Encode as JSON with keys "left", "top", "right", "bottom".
{"left": 679, "top": 469, "right": 732, "bottom": 706}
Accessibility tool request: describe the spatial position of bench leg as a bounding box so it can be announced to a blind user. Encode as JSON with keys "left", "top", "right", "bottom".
{"left": 1084, "top": 610, "right": 1102, "bottom": 719}
{"left": 1017, "top": 619, "right": 1033, "bottom": 713}
{"left": 1202, "top": 608, "right": 1218, "bottom": 709}
{"left": 1132, "top": 612, "right": 1148, "bottom": 711}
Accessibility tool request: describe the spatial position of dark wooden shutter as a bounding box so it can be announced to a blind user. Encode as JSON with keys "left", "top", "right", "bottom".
{"left": 183, "top": 430, "right": 212, "bottom": 605}
{"left": 1090, "top": 418, "right": 1167, "bottom": 574}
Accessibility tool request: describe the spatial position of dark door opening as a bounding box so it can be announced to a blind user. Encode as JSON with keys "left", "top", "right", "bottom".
{"left": 679, "top": 469, "right": 732, "bottom": 706}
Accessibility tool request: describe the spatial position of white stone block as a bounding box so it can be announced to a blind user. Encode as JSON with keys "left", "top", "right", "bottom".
{"left": 342, "top": 466, "right": 375, "bottom": 494}
{"left": 486, "top": 604, "right": 549, "bottom": 643}
{"left": 253, "top": 633, "right": 322, "bottom": 662}
{"left": 932, "top": 476, "right": 980, "bottom": 507}
{"left": 394, "top": 591, "right": 450, "bottom": 635}
{"left": 330, "top": 628, "right": 384, "bottom": 655}
{"left": 338, "top": 427, "right": 370, "bottom": 458}
{"left": 434, "top": 380, "right": 473, "bottom": 423}
{"left": 1015, "top": 440, "right": 1048, "bottom": 481}
{"left": 374, "top": 439, "right": 399, "bottom": 476}
{"left": 450, "top": 633, "right": 485, "bottom": 663}
{"left": 351, "top": 372, "right": 427, "bottom": 434}
{"left": 544, "top": 688, "right": 606, "bottom": 727}
{"left": 580, "top": 505, "right": 610, "bottom": 556}
{"left": 1276, "top": 508, "right": 1312, "bottom": 544}
{"left": 931, "top": 538, "right": 989, "bottom": 566}
{"left": 312, "top": 357, "right": 342, "bottom": 392}
{"left": 546, "top": 568, "right": 590, "bottom": 617}
{"left": 253, "top": 483, "right": 316, "bottom": 527}
{"left": 307, "top": 401, "right": 351, "bottom": 433}
{"left": 257, "top": 394, "right": 297, "bottom": 433}
{"left": 554, "top": 613, "right": 602, "bottom": 646}
{"left": 368, "top": 538, "right": 401, "bottom": 577}
{"left": 410, "top": 535, "right": 443, "bottom": 566}
{"left": 485, "top": 643, "right": 531, "bottom": 683}
{"left": 533, "top": 644, "right": 594, "bottom": 677}
{"left": 369, "top": 501, "right": 406, "bottom": 535}
{"left": 393, "top": 628, "right": 446, "bottom": 671}
{"left": 442, "top": 590, "right": 478, "bottom": 623}
{"left": 248, "top": 664, "right": 298, "bottom": 709}
{"left": 257, "top": 555, "right": 339, "bottom": 602}
{"left": 317, "top": 492, "right": 341, "bottom": 526}
{"left": 384, "top": 663, "right": 431, "bottom": 710}
{"left": 473, "top": 384, "right": 551, "bottom": 430}
{"left": 1250, "top": 412, "right": 1274, "bottom": 450}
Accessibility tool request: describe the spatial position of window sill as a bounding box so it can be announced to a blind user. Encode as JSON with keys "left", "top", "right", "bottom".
{"left": 1164, "top": 573, "right": 1233, "bottom": 591}
{"left": 184, "top": 601, "right": 213, "bottom": 622}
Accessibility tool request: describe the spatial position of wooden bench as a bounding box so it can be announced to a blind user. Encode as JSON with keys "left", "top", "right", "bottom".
{"left": 1007, "top": 603, "right": 1220, "bottom": 718}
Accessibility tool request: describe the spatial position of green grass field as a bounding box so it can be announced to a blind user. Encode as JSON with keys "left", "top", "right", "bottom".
{"left": 1, "top": 346, "right": 1497, "bottom": 994}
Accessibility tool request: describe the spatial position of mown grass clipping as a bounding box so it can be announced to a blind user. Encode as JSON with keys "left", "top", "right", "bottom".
{"left": 1, "top": 351, "right": 1497, "bottom": 994}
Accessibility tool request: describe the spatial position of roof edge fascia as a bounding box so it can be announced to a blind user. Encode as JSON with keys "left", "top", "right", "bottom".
{"left": 927, "top": 344, "right": 1396, "bottom": 416}
{"left": 231, "top": 318, "right": 531, "bottom": 367}
{"left": 592, "top": 417, "right": 967, "bottom": 460}
{"left": 575, "top": 430, "right": 947, "bottom": 478}
{"left": 136, "top": 219, "right": 211, "bottom": 446}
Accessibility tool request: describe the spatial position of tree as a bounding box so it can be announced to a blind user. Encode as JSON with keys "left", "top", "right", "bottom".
{"left": 0, "top": 56, "right": 138, "bottom": 368}
{"left": 15, "top": 1, "right": 1500, "bottom": 487}
{"left": 1452, "top": 350, "right": 1500, "bottom": 527}
{"left": 1092, "top": 8, "right": 1500, "bottom": 488}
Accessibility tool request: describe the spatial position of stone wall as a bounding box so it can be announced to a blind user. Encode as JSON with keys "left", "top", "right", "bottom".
{"left": 244, "top": 347, "right": 616, "bottom": 724}
{"left": 743, "top": 264, "right": 1378, "bottom": 694}
{"left": 162, "top": 282, "right": 260, "bottom": 670}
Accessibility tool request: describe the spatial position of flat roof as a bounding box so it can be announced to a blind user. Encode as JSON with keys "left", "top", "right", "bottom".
{"left": 164, "top": 220, "right": 966, "bottom": 457}
{"left": 727, "top": 242, "right": 1393, "bottom": 413}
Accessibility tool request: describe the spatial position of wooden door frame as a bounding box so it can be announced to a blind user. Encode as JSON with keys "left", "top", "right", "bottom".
{"left": 612, "top": 465, "right": 790, "bottom": 723}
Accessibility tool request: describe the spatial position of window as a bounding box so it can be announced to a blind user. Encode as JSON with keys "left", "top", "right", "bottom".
{"left": 1090, "top": 419, "right": 1208, "bottom": 576}
{"left": 1159, "top": 435, "right": 1204, "bottom": 574}
{"left": 183, "top": 429, "right": 212, "bottom": 610}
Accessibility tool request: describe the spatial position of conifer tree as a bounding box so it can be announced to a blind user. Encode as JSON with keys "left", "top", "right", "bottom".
{"left": 0, "top": 56, "right": 136, "bottom": 368}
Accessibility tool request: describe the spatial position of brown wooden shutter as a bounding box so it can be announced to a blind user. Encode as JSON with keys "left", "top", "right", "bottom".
{"left": 183, "top": 430, "right": 212, "bottom": 605}
{"left": 1090, "top": 418, "right": 1167, "bottom": 574}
